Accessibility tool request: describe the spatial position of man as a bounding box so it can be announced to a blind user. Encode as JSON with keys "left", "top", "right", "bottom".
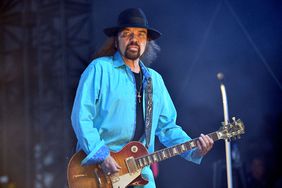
{"left": 71, "top": 8, "right": 213, "bottom": 188}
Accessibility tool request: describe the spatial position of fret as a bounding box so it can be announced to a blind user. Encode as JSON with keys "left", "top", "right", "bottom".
{"left": 172, "top": 147, "right": 178, "bottom": 155}
{"left": 147, "top": 156, "right": 152, "bottom": 164}
{"left": 176, "top": 145, "right": 182, "bottom": 154}
{"left": 161, "top": 150, "right": 167, "bottom": 159}
{"left": 176, "top": 146, "right": 181, "bottom": 154}
{"left": 208, "top": 132, "right": 219, "bottom": 141}
{"left": 184, "top": 142, "right": 191, "bottom": 150}
{"left": 157, "top": 151, "right": 162, "bottom": 161}
{"left": 166, "top": 148, "right": 172, "bottom": 158}
{"left": 180, "top": 144, "right": 186, "bottom": 152}
{"left": 167, "top": 148, "right": 172, "bottom": 156}
{"left": 189, "top": 140, "right": 196, "bottom": 148}
{"left": 138, "top": 158, "right": 143, "bottom": 168}
{"left": 143, "top": 157, "right": 148, "bottom": 166}
{"left": 165, "top": 149, "right": 169, "bottom": 158}
{"left": 174, "top": 146, "right": 179, "bottom": 155}
{"left": 152, "top": 154, "right": 158, "bottom": 162}
{"left": 170, "top": 148, "right": 174, "bottom": 156}
{"left": 179, "top": 145, "right": 185, "bottom": 152}
{"left": 176, "top": 146, "right": 180, "bottom": 153}
{"left": 135, "top": 159, "right": 140, "bottom": 168}
{"left": 166, "top": 149, "right": 170, "bottom": 157}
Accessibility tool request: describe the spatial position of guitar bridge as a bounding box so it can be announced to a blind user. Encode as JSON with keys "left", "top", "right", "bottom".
{"left": 125, "top": 157, "right": 138, "bottom": 174}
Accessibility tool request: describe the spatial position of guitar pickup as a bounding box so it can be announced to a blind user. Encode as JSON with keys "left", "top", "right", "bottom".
{"left": 125, "top": 157, "right": 138, "bottom": 174}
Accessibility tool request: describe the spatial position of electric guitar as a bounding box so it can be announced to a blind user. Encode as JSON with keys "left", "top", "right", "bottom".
{"left": 67, "top": 118, "right": 245, "bottom": 188}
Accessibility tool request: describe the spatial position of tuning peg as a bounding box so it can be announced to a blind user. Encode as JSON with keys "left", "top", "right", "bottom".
{"left": 232, "top": 117, "right": 236, "bottom": 122}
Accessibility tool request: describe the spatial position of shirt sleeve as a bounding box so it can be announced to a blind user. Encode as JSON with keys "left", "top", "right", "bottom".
{"left": 71, "top": 62, "right": 109, "bottom": 165}
{"left": 155, "top": 76, "right": 202, "bottom": 164}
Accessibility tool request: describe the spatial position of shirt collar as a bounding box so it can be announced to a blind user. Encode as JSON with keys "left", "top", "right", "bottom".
{"left": 139, "top": 61, "right": 151, "bottom": 80}
{"left": 113, "top": 51, "right": 152, "bottom": 80}
{"left": 113, "top": 51, "right": 125, "bottom": 68}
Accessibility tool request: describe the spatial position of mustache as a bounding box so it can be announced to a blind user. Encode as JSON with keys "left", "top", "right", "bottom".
{"left": 126, "top": 42, "right": 140, "bottom": 49}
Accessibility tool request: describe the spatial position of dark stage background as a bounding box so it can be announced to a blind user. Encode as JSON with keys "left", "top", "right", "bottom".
{"left": 1, "top": 0, "right": 282, "bottom": 187}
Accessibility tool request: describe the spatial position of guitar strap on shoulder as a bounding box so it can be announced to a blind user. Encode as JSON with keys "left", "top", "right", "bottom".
{"left": 144, "top": 77, "right": 153, "bottom": 149}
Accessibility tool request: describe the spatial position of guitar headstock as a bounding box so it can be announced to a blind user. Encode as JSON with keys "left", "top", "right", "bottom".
{"left": 218, "top": 117, "right": 245, "bottom": 141}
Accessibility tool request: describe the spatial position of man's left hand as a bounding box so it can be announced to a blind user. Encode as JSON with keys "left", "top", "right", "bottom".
{"left": 195, "top": 133, "right": 214, "bottom": 157}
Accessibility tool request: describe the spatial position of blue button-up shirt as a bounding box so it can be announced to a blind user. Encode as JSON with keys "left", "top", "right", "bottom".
{"left": 71, "top": 51, "right": 202, "bottom": 188}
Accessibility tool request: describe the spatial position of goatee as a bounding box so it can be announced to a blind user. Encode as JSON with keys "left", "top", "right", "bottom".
{"left": 124, "top": 43, "right": 141, "bottom": 60}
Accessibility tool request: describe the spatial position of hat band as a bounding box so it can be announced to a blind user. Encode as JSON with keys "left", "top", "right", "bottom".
{"left": 119, "top": 16, "right": 148, "bottom": 27}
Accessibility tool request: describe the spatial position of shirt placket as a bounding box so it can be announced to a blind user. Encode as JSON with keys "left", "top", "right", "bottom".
{"left": 125, "top": 66, "right": 137, "bottom": 142}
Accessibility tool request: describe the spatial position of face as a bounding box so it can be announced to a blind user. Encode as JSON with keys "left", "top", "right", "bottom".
{"left": 117, "top": 27, "right": 148, "bottom": 61}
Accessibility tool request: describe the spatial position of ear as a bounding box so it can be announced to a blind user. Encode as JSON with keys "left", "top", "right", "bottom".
{"left": 114, "top": 38, "right": 118, "bottom": 48}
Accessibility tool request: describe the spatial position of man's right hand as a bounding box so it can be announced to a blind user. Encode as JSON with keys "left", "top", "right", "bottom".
{"left": 101, "top": 155, "right": 121, "bottom": 175}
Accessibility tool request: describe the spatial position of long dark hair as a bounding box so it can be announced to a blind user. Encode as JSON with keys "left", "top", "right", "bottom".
{"left": 93, "top": 37, "right": 160, "bottom": 66}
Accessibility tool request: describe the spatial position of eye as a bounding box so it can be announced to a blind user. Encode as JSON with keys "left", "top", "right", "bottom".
{"left": 138, "top": 32, "right": 147, "bottom": 39}
{"left": 121, "top": 31, "right": 130, "bottom": 38}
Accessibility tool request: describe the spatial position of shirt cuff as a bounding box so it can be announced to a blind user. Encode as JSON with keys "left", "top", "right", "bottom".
{"left": 82, "top": 144, "right": 110, "bottom": 165}
{"left": 181, "top": 148, "right": 203, "bottom": 164}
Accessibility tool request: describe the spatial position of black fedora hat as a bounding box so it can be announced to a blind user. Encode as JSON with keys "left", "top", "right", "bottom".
{"left": 104, "top": 8, "right": 161, "bottom": 40}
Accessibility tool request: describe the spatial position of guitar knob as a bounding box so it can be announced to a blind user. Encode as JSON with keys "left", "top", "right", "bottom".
{"left": 131, "top": 145, "right": 138, "bottom": 153}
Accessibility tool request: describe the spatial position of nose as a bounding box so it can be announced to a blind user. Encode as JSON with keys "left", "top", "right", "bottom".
{"left": 129, "top": 33, "right": 138, "bottom": 41}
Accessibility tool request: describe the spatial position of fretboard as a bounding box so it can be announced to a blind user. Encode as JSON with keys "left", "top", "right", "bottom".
{"left": 135, "top": 131, "right": 219, "bottom": 169}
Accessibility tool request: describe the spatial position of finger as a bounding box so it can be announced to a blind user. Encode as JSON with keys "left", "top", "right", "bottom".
{"left": 197, "top": 140, "right": 206, "bottom": 156}
{"left": 111, "top": 166, "right": 119, "bottom": 173}
{"left": 197, "top": 140, "right": 202, "bottom": 152}
{"left": 199, "top": 135, "right": 207, "bottom": 149}
{"left": 204, "top": 135, "right": 213, "bottom": 145}
{"left": 114, "top": 160, "right": 121, "bottom": 169}
{"left": 101, "top": 162, "right": 109, "bottom": 172}
{"left": 206, "top": 136, "right": 214, "bottom": 150}
{"left": 204, "top": 135, "right": 214, "bottom": 150}
{"left": 102, "top": 166, "right": 111, "bottom": 175}
{"left": 109, "top": 157, "right": 121, "bottom": 170}
{"left": 201, "top": 134, "right": 210, "bottom": 147}
{"left": 101, "top": 156, "right": 119, "bottom": 174}
{"left": 207, "top": 135, "right": 214, "bottom": 145}
{"left": 109, "top": 159, "right": 121, "bottom": 173}
{"left": 203, "top": 134, "right": 214, "bottom": 151}
{"left": 112, "top": 163, "right": 121, "bottom": 172}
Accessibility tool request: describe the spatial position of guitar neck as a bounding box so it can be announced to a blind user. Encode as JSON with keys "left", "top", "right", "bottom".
{"left": 135, "top": 131, "right": 220, "bottom": 169}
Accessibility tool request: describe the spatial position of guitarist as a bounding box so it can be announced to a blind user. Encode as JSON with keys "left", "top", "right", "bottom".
{"left": 71, "top": 8, "right": 213, "bottom": 188}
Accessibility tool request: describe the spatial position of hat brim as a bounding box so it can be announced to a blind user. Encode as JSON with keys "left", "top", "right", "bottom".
{"left": 104, "top": 26, "right": 161, "bottom": 40}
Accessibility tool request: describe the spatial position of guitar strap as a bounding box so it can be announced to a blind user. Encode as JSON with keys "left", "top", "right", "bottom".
{"left": 144, "top": 77, "right": 153, "bottom": 149}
